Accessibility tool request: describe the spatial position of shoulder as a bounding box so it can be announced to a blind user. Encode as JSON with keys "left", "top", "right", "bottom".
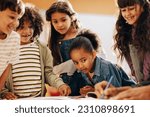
{"left": 8, "top": 31, "right": 20, "bottom": 39}
{"left": 7, "top": 31, "right": 20, "bottom": 43}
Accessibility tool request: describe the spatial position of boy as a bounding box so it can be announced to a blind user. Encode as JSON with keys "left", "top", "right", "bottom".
{"left": 0, "top": 0, "right": 25, "bottom": 91}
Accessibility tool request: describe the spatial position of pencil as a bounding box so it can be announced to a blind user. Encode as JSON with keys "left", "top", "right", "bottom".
{"left": 100, "top": 76, "right": 113, "bottom": 99}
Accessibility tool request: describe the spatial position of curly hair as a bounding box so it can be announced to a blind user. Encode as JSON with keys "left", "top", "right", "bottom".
{"left": 114, "top": 0, "right": 150, "bottom": 61}
{"left": 16, "top": 5, "right": 43, "bottom": 41}
{"left": 46, "top": 0, "right": 81, "bottom": 65}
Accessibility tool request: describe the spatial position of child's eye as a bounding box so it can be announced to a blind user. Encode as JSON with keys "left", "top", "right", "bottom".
{"left": 52, "top": 20, "right": 58, "bottom": 24}
{"left": 62, "top": 19, "right": 66, "bottom": 22}
{"left": 80, "top": 59, "right": 86, "bottom": 63}
{"left": 9, "top": 16, "right": 15, "bottom": 20}
{"left": 19, "top": 25, "right": 24, "bottom": 29}
{"left": 73, "top": 61, "right": 78, "bottom": 65}
{"left": 120, "top": 8, "right": 126, "bottom": 12}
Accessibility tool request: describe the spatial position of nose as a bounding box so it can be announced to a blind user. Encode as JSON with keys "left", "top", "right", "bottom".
{"left": 57, "top": 22, "right": 63, "bottom": 27}
{"left": 125, "top": 9, "right": 131, "bottom": 16}
{"left": 24, "top": 27, "right": 30, "bottom": 32}
{"left": 78, "top": 62, "right": 84, "bottom": 70}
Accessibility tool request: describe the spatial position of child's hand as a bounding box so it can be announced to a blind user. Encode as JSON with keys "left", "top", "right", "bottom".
{"left": 45, "top": 84, "right": 60, "bottom": 96}
{"left": 80, "top": 86, "right": 94, "bottom": 96}
{"left": 2, "top": 92, "right": 17, "bottom": 100}
{"left": 58, "top": 84, "right": 71, "bottom": 96}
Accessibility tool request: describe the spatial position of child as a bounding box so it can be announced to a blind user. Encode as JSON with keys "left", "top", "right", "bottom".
{"left": 0, "top": 0, "right": 25, "bottom": 92}
{"left": 69, "top": 36, "right": 136, "bottom": 94}
{"left": 1, "top": 5, "right": 71, "bottom": 99}
{"left": 46, "top": 0, "right": 93, "bottom": 96}
{"left": 113, "top": 0, "right": 150, "bottom": 83}
{"left": 94, "top": 0, "right": 150, "bottom": 99}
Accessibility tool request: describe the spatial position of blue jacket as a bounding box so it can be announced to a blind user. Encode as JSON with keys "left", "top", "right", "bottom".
{"left": 80, "top": 57, "right": 136, "bottom": 87}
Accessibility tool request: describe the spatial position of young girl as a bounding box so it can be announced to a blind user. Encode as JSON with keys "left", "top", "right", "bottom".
{"left": 94, "top": 0, "right": 150, "bottom": 99}
{"left": 114, "top": 0, "right": 150, "bottom": 83}
{"left": 46, "top": 0, "right": 94, "bottom": 96}
{"left": 1, "top": 5, "right": 71, "bottom": 99}
{"left": 69, "top": 36, "right": 135, "bottom": 92}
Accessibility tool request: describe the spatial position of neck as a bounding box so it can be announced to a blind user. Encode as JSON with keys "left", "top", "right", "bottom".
{"left": 63, "top": 27, "right": 79, "bottom": 40}
{"left": 0, "top": 32, "right": 7, "bottom": 40}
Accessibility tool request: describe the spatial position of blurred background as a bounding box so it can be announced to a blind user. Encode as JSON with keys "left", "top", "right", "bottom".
{"left": 22, "top": 0, "right": 130, "bottom": 73}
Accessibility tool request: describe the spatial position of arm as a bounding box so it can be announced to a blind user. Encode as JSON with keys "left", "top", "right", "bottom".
{"left": 43, "top": 46, "right": 71, "bottom": 95}
{"left": 0, "top": 64, "right": 11, "bottom": 91}
{"left": 53, "top": 59, "right": 76, "bottom": 76}
{"left": 43, "top": 46, "right": 65, "bottom": 88}
{"left": 143, "top": 52, "right": 150, "bottom": 80}
{"left": 111, "top": 85, "right": 150, "bottom": 100}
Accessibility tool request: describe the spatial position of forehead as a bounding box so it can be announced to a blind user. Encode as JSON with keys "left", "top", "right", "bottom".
{"left": 1, "top": 8, "right": 19, "bottom": 16}
{"left": 51, "top": 12, "right": 69, "bottom": 20}
{"left": 117, "top": 0, "right": 138, "bottom": 8}
{"left": 71, "top": 48, "right": 90, "bottom": 59}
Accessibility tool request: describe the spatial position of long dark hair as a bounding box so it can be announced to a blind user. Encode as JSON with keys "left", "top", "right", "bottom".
{"left": 46, "top": 0, "right": 80, "bottom": 65}
{"left": 114, "top": 0, "right": 150, "bottom": 61}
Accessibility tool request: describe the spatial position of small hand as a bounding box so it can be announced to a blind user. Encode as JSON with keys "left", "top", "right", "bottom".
{"left": 2, "top": 92, "right": 17, "bottom": 100}
{"left": 80, "top": 86, "right": 94, "bottom": 96}
{"left": 58, "top": 84, "right": 71, "bottom": 96}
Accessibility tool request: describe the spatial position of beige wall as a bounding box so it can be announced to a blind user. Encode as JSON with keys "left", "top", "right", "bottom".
{"left": 22, "top": 0, "right": 117, "bottom": 15}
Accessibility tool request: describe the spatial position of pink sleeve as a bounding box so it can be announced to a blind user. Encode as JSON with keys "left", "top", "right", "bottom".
{"left": 143, "top": 52, "right": 150, "bottom": 80}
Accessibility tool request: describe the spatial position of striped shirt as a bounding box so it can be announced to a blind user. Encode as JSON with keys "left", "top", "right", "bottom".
{"left": 0, "top": 31, "right": 20, "bottom": 76}
{"left": 12, "top": 42, "right": 42, "bottom": 98}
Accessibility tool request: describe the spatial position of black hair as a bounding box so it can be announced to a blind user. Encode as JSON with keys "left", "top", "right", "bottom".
{"left": 69, "top": 36, "right": 97, "bottom": 57}
{"left": 77, "top": 29, "right": 100, "bottom": 52}
{"left": 0, "top": 0, "right": 24, "bottom": 16}
{"left": 16, "top": 5, "right": 43, "bottom": 41}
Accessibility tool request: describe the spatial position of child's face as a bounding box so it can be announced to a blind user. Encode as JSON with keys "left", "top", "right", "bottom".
{"left": 120, "top": 4, "right": 143, "bottom": 25}
{"left": 17, "top": 20, "right": 34, "bottom": 45}
{"left": 70, "top": 48, "right": 96, "bottom": 74}
{"left": 51, "top": 12, "right": 72, "bottom": 34}
{"left": 0, "top": 8, "right": 21, "bottom": 35}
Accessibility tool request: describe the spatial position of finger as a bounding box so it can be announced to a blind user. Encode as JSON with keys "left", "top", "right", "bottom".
{"left": 95, "top": 81, "right": 110, "bottom": 94}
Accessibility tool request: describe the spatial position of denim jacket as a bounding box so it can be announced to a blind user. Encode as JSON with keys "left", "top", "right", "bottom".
{"left": 80, "top": 57, "right": 136, "bottom": 87}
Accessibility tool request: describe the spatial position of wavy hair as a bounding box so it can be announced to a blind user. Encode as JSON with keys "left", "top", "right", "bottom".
{"left": 114, "top": 0, "right": 150, "bottom": 61}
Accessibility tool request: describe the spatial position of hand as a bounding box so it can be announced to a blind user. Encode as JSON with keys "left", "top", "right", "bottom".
{"left": 110, "top": 86, "right": 150, "bottom": 100}
{"left": 103, "top": 86, "right": 131, "bottom": 99}
{"left": 94, "top": 81, "right": 114, "bottom": 97}
{"left": 58, "top": 84, "right": 71, "bottom": 96}
{"left": 80, "top": 86, "right": 94, "bottom": 96}
{"left": 2, "top": 92, "right": 17, "bottom": 100}
{"left": 45, "top": 84, "right": 60, "bottom": 96}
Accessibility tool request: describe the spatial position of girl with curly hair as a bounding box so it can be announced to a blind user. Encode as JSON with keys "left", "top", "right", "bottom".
{"left": 114, "top": 0, "right": 150, "bottom": 83}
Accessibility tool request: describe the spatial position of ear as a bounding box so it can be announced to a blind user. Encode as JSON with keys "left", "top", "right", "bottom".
{"left": 92, "top": 50, "right": 97, "bottom": 59}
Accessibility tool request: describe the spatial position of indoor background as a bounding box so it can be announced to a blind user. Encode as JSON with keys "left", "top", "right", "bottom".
{"left": 22, "top": 0, "right": 130, "bottom": 73}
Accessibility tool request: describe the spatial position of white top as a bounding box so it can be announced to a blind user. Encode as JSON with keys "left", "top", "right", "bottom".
{"left": 0, "top": 31, "right": 20, "bottom": 76}
{"left": 12, "top": 42, "right": 42, "bottom": 98}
